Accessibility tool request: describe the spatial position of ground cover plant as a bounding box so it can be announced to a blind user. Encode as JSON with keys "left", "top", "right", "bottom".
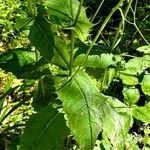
{"left": 0, "top": 0, "right": 150, "bottom": 149}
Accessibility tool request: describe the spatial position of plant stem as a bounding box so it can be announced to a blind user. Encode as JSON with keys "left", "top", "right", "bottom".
{"left": 111, "top": 0, "right": 133, "bottom": 50}
{"left": 70, "top": 0, "right": 125, "bottom": 79}
{"left": 130, "top": 3, "right": 150, "bottom": 45}
{"left": 69, "top": 0, "right": 83, "bottom": 76}
{"left": 35, "top": 48, "right": 39, "bottom": 61}
{"left": 70, "top": 0, "right": 74, "bottom": 20}
{"left": 83, "top": 0, "right": 125, "bottom": 64}
{"left": 69, "top": 31, "right": 75, "bottom": 76}
{"left": 91, "top": 0, "right": 105, "bottom": 22}
{"left": 27, "top": 0, "right": 33, "bottom": 16}
{"left": 134, "top": 24, "right": 150, "bottom": 45}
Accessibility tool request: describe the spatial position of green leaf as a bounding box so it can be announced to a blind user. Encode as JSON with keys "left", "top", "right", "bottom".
{"left": 15, "top": 17, "right": 33, "bottom": 31}
{"left": 57, "top": 71, "right": 127, "bottom": 149}
{"left": 123, "top": 87, "right": 140, "bottom": 106}
{"left": 52, "top": 35, "right": 70, "bottom": 69}
{"left": 46, "top": 0, "right": 92, "bottom": 41}
{"left": 101, "top": 68, "right": 116, "bottom": 90}
{"left": 141, "top": 74, "right": 150, "bottom": 96}
{"left": 74, "top": 41, "right": 111, "bottom": 56}
{"left": 22, "top": 58, "right": 52, "bottom": 79}
{"left": 124, "top": 56, "right": 150, "bottom": 75}
{"left": 19, "top": 106, "right": 69, "bottom": 150}
{"left": 74, "top": 53, "right": 115, "bottom": 68}
{"left": 0, "top": 50, "right": 52, "bottom": 79}
{"left": 132, "top": 102, "right": 150, "bottom": 123}
{"left": 137, "top": 45, "right": 150, "bottom": 54}
{"left": 33, "top": 75, "right": 58, "bottom": 111}
{"left": 28, "top": 14, "right": 54, "bottom": 61}
{"left": 0, "top": 48, "right": 36, "bottom": 78}
{"left": 118, "top": 71, "right": 139, "bottom": 85}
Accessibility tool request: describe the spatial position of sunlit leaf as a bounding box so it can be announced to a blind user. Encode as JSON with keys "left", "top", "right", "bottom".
{"left": 137, "top": 45, "right": 150, "bottom": 54}
{"left": 57, "top": 71, "right": 127, "bottom": 149}
{"left": 123, "top": 87, "right": 140, "bottom": 106}
{"left": 124, "top": 56, "right": 150, "bottom": 75}
{"left": 132, "top": 102, "right": 150, "bottom": 123}
{"left": 118, "top": 71, "right": 139, "bottom": 85}
{"left": 141, "top": 74, "right": 150, "bottom": 96}
{"left": 74, "top": 53, "right": 115, "bottom": 68}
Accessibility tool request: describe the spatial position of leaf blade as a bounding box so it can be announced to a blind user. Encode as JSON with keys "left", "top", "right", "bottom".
{"left": 20, "top": 106, "right": 69, "bottom": 150}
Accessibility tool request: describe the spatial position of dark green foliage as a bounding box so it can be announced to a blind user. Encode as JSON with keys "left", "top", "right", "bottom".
{"left": 0, "top": 48, "right": 36, "bottom": 78}
{"left": 0, "top": 0, "right": 150, "bottom": 149}
{"left": 33, "top": 75, "right": 58, "bottom": 111}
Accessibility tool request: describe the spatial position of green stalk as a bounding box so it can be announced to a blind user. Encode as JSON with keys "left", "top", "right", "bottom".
{"left": 27, "top": 0, "right": 33, "bottom": 16}
{"left": 134, "top": 24, "right": 149, "bottom": 45}
{"left": 69, "top": 31, "right": 75, "bottom": 76}
{"left": 82, "top": 0, "right": 125, "bottom": 67}
{"left": 35, "top": 48, "right": 39, "bottom": 61}
{"left": 69, "top": 0, "right": 83, "bottom": 76}
{"left": 69, "top": 0, "right": 75, "bottom": 76}
{"left": 70, "top": 0, "right": 74, "bottom": 20}
{"left": 130, "top": 2, "right": 150, "bottom": 45}
{"left": 112, "top": 0, "right": 133, "bottom": 50}
{"left": 71, "top": 0, "right": 125, "bottom": 78}
{"left": 91, "top": 0, "right": 105, "bottom": 22}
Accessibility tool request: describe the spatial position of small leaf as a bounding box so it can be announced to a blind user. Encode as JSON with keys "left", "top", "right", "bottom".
{"left": 118, "top": 71, "right": 139, "bottom": 85}
{"left": 101, "top": 68, "right": 116, "bottom": 90}
{"left": 141, "top": 74, "right": 150, "bottom": 96}
{"left": 74, "top": 53, "right": 115, "bottom": 68}
{"left": 132, "top": 102, "right": 150, "bottom": 123}
{"left": 125, "top": 56, "right": 150, "bottom": 75}
{"left": 123, "top": 87, "right": 140, "bottom": 106}
{"left": 137, "top": 45, "right": 150, "bottom": 54}
{"left": 19, "top": 106, "right": 69, "bottom": 150}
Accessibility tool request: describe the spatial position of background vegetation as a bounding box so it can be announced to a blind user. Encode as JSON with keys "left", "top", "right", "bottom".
{"left": 0, "top": 0, "right": 150, "bottom": 149}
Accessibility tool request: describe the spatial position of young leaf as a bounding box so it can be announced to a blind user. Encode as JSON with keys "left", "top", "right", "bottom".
{"left": 19, "top": 106, "right": 69, "bottom": 150}
{"left": 101, "top": 68, "right": 116, "bottom": 90}
{"left": 118, "top": 71, "right": 139, "bottom": 85}
{"left": 46, "top": 0, "right": 92, "bottom": 41}
{"left": 124, "top": 56, "right": 150, "bottom": 75}
{"left": 137, "top": 45, "right": 150, "bottom": 54}
{"left": 123, "top": 87, "right": 140, "bottom": 106}
{"left": 132, "top": 102, "right": 150, "bottom": 123}
{"left": 57, "top": 71, "right": 127, "bottom": 149}
{"left": 141, "top": 74, "right": 150, "bottom": 96}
